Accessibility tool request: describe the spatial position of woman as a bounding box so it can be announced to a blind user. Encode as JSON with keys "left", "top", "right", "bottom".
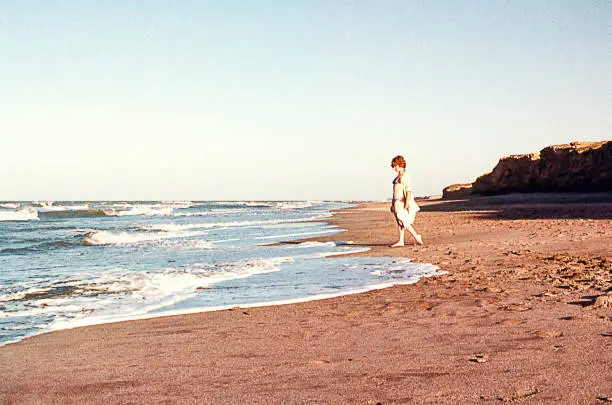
{"left": 390, "top": 155, "right": 424, "bottom": 247}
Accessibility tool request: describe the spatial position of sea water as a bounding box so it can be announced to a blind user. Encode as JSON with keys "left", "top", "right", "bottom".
{"left": 0, "top": 201, "right": 439, "bottom": 345}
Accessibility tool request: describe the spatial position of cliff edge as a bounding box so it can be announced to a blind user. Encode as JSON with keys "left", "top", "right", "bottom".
{"left": 443, "top": 141, "right": 612, "bottom": 199}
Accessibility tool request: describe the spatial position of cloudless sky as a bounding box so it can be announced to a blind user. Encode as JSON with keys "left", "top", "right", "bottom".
{"left": 1, "top": 1, "right": 610, "bottom": 200}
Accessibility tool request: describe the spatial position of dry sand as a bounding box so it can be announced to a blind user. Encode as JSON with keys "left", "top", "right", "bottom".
{"left": 1, "top": 193, "right": 611, "bottom": 404}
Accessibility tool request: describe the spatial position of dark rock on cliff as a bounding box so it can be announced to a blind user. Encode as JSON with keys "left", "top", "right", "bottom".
{"left": 442, "top": 183, "right": 474, "bottom": 199}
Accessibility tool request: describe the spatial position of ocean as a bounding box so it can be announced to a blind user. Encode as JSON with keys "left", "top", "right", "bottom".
{"left": 0, "top": 201, "right": 439, "bottom": 346}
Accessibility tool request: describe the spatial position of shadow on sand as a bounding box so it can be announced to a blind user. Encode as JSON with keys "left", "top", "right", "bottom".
{"left": 420, "top": 192, "right": 612, "bottom": 220}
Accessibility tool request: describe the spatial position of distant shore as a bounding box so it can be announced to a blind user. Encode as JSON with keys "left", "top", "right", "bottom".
{"left": 1, "top": 193, "right": 610, "bottom": 404}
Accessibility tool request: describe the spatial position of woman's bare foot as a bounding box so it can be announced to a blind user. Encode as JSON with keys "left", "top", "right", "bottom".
{"left": 414, "top": 234, "right": 424, "bottom": 245}
{"left": 390, "top": 241, "right": 405, "bottom": 247}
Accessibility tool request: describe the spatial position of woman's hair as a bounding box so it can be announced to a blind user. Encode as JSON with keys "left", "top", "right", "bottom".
{"left": 391, "top": 155, "right": 406, "bottom": 168}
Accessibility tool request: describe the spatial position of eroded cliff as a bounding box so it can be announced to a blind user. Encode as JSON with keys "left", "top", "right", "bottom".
{"left": 443, "top": 141, "right": 612, "bottom": 198}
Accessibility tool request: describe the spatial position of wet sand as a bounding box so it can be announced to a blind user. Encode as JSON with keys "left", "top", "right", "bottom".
{"left": 1, "top": 193, "right": 611, "bottom": 404}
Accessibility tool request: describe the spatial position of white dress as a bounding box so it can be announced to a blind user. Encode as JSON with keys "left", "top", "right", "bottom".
{"left": 392, "top": 173, "right": 420, "bottom": 228}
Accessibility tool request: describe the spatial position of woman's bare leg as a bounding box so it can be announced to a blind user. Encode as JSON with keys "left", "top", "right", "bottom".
{"left": 390, "top": 224, "right": 405, "bottom": 247}
{"left": 406, "top": 224, "right": 423, "bottom": 245}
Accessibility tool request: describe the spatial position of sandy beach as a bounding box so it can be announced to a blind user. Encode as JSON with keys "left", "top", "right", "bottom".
{"left": 1, "top": 194, "right": 610, "bottom": 405}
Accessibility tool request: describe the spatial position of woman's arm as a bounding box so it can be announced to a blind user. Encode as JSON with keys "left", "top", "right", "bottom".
{"left": 403, "top": 190, "right": 413, "bottom": 211}
{"left": 402, "top": 176, "right": 413, "bottom": 210}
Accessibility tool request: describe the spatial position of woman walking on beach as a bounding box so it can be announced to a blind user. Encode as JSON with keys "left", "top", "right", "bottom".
{"left": 390, "top": 155, "right": 423, "bottom": 247}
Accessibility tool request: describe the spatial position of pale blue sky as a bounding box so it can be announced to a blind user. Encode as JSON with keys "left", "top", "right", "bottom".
{"left": 1, "top": 1, "right": 610, "bottom": 200}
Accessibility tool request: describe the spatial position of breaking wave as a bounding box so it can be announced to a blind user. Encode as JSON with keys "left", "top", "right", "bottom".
{"left": 0, "top": 257, "right": 290, "bottom": 305}
{"left": 141, "top": 214, "right": 331, "bottom": 232}
{"left": 0, "top": 257, "right": 293, "bottom": 333}
{"left": 37, "top": 204, "right": 90, "bottom": 212}
{"left": 39, "top": 206, "right": 174, "bottom": 219}
{"left": 40, "top": 209, "right": 109, "bottom": 218}
{"left": 0, "top": 208, "right": 39, "bottom": 222}
{"left": 103, "top": 206, "right": 175, "bottom": 217}
{"left": 80, "top": 229, "right": 209, "bottom": 246}
{"left": 32, "top": 201, "right": 53, "bottom": 208}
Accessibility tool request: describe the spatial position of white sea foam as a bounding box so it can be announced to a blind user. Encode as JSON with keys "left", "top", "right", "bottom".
{"left": 40, "top": 257, "right": 290, "bottom": 329}
{"left": 213, "top": 201, "right": 273, "bottom": 207}
{"left": 208, "top": 238, "right": 241, "bottom": 243}
{"left": 1, "top": 324, "right": 46, "bottom": 331}
{"left": 32, "top": 201, "right": 53, "bottom": 208}
{"left": 37, "top": 204, "right": 90, "bottom": 212}
{"left": 173, "top": 211, "right": 222, "bottom": 217}
{"left": 103, "top": 201, "right": 205, "bottom": 215}
{"left": 81, "top": 229, "right": 208, "bottom": 245}
{"left": 142, "top": 214, "right": 331, "bottom": 233}
{"left": 156, "top": 239, "right": 215, "bottom": 249}
{"left": 0, "top": 304, "right": 85, "bottom": 319}
{"left": 0, "top": 257, "right": 292, "bottom": 325}
{"left": 0, "top": 252, "right": 444, "bottom": 347}
{"left": 254, "top": 229, "right": 339, "bottom": 240}
{"left": 37, "top": 260, "right": 442, "bottom": 336}
{"left": 40, "top": 285, "right": 392, "bottom": 332}
{"left": 209, "top": 201, "right": 325, "bottom": 210}
{"left": 0, "top": 203, "right": 20, "bottom": 209}
{"left": 285, "top": 241, "right": 355, "bottom": 248}
{"left": 103, "top": 205, "right": 175, "bottom": 217}
{"left": 0, "top": 287, "right": 49, "bottom": 303}
{"left": 141, "top": 223, "right": 204, "bottom": 232}
{"left": 72, "top": 228, "right": 98, "bottom": 234}
{"left": 161, "top": 200, "right": 195, "bottom": 208}
{"left": 294, "top": 247, "right": 371, "bottom": 259}
{"left": 0, "top": 208, "right": 39, "bottom": 222}
{"left": 274, "top": 201, "right": 320, "bottom": 210}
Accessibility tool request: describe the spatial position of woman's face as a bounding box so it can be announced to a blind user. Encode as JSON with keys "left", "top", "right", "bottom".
{"left": 393, "top": 164, "right": 403, "bottom": 173}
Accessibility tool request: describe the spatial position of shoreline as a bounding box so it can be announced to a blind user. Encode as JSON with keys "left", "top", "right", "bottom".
{"left": 0, "top": 202, "right": 433, "bottom": 349}
{"left": 1, "top": 194, "right": 610, "bottom": 404}
{"left": 0, "top": 262, "right": 440, "bottom": 349}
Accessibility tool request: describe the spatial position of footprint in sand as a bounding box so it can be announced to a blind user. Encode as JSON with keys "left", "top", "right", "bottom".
{"left": 497, "top": 319, "right": 524, "bottom": 325}
{"left": 533, "top": 330, "right": 563, "bottom": 338}
{"left": 504, "top": 304, "right": 531, "bottom": 312}
{"left": 469, "top": 353, "right": 488, "bottom": 363}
